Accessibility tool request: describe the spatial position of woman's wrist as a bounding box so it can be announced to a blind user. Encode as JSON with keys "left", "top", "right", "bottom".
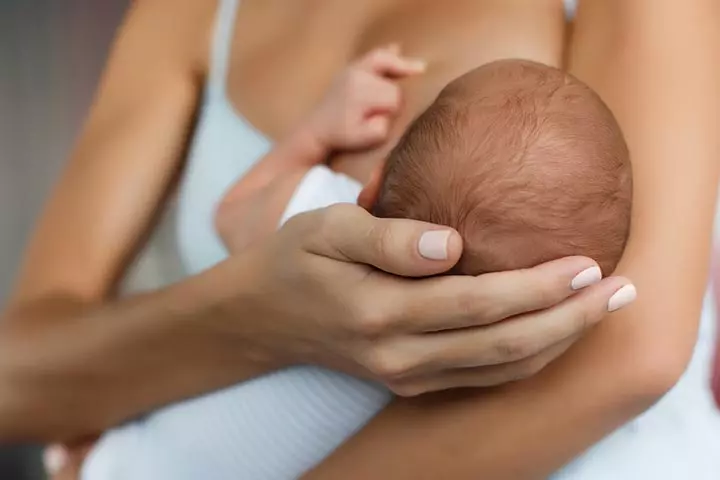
{"left": 182, "top": 253, "right": 291, "bottom": 371}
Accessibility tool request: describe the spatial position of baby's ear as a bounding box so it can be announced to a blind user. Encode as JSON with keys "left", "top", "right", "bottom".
{"left": 357, "top": 164, "right": 383, "bottom": 211}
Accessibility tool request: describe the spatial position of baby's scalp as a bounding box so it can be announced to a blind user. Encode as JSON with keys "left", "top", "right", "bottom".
{"left": 374, "top": 59, "right": 632, "bottom": 275}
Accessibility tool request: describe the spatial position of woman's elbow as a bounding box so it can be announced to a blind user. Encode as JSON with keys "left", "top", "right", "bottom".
{"left": 627, "top": 318, "right": 699, "bottom": 404}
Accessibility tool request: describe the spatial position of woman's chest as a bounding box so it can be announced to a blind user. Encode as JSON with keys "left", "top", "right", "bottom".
{"left": 224, "top": 0, "right": 506, "bottom": 180}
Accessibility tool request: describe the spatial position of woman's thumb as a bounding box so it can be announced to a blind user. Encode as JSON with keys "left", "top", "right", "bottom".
{"left": 299, "top": 204, "right": 463, "bottom": 277}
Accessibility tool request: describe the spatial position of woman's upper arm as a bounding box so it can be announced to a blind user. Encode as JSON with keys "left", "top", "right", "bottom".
{"left": 10, "top": 0, "right": 214, "bottom": 306}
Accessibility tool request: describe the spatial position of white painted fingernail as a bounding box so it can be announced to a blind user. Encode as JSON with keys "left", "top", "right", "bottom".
{"left": 418, "top": 230, "right": 451, "bottom": 260}
{"left": 608, "top": 284, "right": 637, "bottom": 312}
{"left": 571, "top": 266, "right": 602, "bottom": 290}
{"left": 43, "top": 445, "right": 68, "bottom": 474}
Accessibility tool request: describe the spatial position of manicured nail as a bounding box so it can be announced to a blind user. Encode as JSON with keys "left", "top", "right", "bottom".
{"left": 608, "top": 284, "right": 637, "bottom": 312}
{"left": 419, "top": 230, "right": 451, "bottom": 260}
{"left": 43, "top": 445, "right": 68, "bottom": 474}
{"left": 571, "top": 266, "right": 602, "bottom": 290}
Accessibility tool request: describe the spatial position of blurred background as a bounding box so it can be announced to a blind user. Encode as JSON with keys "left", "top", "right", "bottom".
{"left": 0, "top": 1, "right": 129, "bottom": 478}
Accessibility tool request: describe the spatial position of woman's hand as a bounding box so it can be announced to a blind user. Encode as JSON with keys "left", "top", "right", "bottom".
{"left": 235, "top": 203, "right": 635, "bottom": 395}
{"left": 41, "top": 202, "right": 634, "bottom": 478}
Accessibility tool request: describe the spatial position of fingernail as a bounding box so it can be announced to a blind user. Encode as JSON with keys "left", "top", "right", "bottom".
{"left": 571, "top": 266, "right": 602, "bottom": 290}
{"left": 419, "top": 230, "right": 450, "bottom": 260}
{"left": 406, "top": 59, "right": 427, "bottom": 72}
{"left": 608, "top": 284, "right": 637, "bottom": 312}
{"left": 43, "top": 445, "right": 68, "bottom": 474}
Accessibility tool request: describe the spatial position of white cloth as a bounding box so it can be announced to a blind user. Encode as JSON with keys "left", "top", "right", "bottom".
{"left": 279, "top": 165, "right": 363, "bottom": 225}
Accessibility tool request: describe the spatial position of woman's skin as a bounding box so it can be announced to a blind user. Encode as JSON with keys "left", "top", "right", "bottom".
{"left": 302, "top": 0, "right": 720, "bottom": 478}
{"left": 1, "top": 0, "right": 625, "bottom": 447}
{"left": 7, "top": 0, "right": 710, "bottom": 478}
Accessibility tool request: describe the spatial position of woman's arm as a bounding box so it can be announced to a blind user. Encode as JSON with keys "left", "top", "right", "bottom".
{"left": 304, "top": 1, "right": 720, "bottom": 478}
{"left": 0, "top": 0, "right": 263, "bottom": 440}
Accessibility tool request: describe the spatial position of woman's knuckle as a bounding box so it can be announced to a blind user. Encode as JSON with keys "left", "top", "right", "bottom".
{"left": 455, "top": 287, "right": 482, "bottom": 318}
{"left": 483, "top": 300, "right": 512, "bottom": 323}
{"left": 388, "top": 381, "right": 424, "bottom": 397}
{"left": 523, "top": 356, "right": 548, "bottom": 378}
{"left": 509, "top": 367, "right": 532, "bottom": 382}
{"left": 364, "top": 347, "right": 413, "bottom": 380}
{"left": 574, "top": 305, "right": 597, "bottom": 332}
{"left": 321, "top": 204, "right": 352, "bottom": 233}
{"left": 351, "top": 303, "right": 389, "bottom": 337}
{"left": 455, "top": 280, "right": 504, "bottom": 323}
{"left": 282, "top": 209, "right": 313, "bottom": 234}
{"left": 367, "top": 222, "right": 394, "bottom": 261}
{"left": 493, "top": 338, "right": 532, "bottom": 362}
{"left": 534, "top": 281, "right": 560, "bottom": 308}
{"left": 499, "top": 361, "right": 534, "bottom": 383}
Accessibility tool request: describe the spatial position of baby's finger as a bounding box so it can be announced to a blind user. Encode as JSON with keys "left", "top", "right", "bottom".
{"left": 359, "top": 78, "right": 401, "bottom": 115}
{"left": 356, "top": 115, "right": 390, "bottom": 145}
{"left": 356, "top": 48, "right": 426, "bottom": 78}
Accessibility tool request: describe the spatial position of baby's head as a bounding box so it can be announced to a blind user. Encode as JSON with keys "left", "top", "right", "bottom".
{"left": 361, "top": 59, "right": 632, "bottom": 275}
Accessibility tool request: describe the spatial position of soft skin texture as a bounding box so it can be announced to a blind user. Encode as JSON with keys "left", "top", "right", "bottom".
{"left": 303, "top": 1, "right": 720, "bottom": 479}
{"left": 0, "top": 0, "right": 641, "bottom": 478}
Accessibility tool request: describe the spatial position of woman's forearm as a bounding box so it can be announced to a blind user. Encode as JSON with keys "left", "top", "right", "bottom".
{"left": 306, "top": 242, "right": 709, "bottom": 480}
{"left": 306, "top": 1, "right": 720, "bottom": 478}
{"left": 0, "top": 255, "right": 272, "bottom": 442}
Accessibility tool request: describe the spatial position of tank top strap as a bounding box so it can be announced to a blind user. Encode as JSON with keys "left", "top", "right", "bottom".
{"left": 206, "top": 0, "right": 241, "bottom": 97}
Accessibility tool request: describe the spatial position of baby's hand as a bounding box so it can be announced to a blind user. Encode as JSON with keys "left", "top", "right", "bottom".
{"left": 308, "top": 45, "right": 426, "bottom": 151}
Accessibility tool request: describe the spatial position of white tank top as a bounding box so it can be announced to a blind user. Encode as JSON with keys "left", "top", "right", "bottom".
{"left": 82, "top": 1, "right": 720, "bottom": 478}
